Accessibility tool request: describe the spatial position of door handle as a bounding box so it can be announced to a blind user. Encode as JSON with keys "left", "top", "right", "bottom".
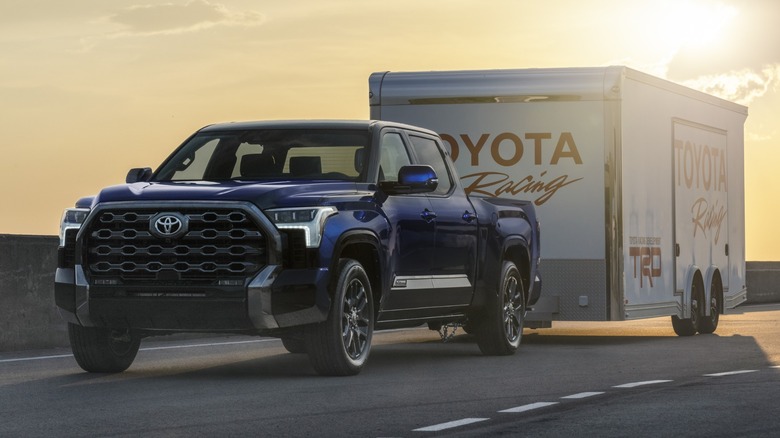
{"left": 462, "top": 211, "right": 477, "bottom": 223}
{"left": 421, "top": 209, "right": 437, "bottom": 223}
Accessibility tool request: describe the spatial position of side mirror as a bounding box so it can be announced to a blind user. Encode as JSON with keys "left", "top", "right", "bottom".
{"left": 379, "top": 165, "right": 438, "bottom": 195}
{"left": 126, "top": 167, "right": 153, "bottom": 183}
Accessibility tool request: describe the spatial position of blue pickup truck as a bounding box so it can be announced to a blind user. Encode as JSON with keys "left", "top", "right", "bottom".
{"left": 55, "top": 120, "right": 541, "bottom": 376}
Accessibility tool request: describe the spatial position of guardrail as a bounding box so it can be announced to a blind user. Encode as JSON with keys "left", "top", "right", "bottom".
{"left": 1, "top": 234, "right": 778, "bottom": 352}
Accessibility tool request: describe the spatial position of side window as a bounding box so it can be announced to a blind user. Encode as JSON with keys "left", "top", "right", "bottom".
{"left": 409, "top": 135, "right": 452, "bottom": 195}
{"left": 379, "top": 132, "right": 411, "bottom": 182}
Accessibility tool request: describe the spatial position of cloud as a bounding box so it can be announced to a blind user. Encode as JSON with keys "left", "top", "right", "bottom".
{"left": 657, "top": 1, "right": 780, "bottom": 106}
{"left": 681, "top": 64, "right": 780, "bottom": 105}
{"left": 108, "top": 0, "right": 264, "bottom": 36}
{"left": 747, "top": 131, "right": 776, "bottom": 142}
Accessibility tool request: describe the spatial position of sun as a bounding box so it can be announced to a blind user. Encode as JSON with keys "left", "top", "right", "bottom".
{"left": 659, "top": 1, "right": 738, "bottom": 50}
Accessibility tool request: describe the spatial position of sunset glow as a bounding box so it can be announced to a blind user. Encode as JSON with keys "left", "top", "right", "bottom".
{"left": 660, "top": 1, "right": 738, "bottom": 49}
{"left": 1, "top": 0, "right": 779, "bottom": 260}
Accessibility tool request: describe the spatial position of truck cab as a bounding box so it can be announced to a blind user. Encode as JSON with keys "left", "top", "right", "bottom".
{"left": 56, "top": 120, "right": 541, "bottom": 376}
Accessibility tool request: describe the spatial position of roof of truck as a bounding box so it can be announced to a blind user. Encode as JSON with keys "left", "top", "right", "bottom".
{"left": 198, "top": 119, "right": 438, "bottom": 135}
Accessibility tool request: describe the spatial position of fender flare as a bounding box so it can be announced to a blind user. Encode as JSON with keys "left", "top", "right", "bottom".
{"left": 330, "top": 229, "right": 384, "bottom": 294}
{"left": 500, "top": 235, "right": 532, "bottom": 302}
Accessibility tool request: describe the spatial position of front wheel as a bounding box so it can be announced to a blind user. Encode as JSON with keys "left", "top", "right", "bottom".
{"left": 305, "top": 259, "right": 374, "bottom": 376}
{"left": 68, "top": 323, "right": 141, "bottom": 373}
{"left": 475, "top": 261, "right": 525, "bottom": 355}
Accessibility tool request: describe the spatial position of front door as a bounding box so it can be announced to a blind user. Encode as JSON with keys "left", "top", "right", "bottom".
{"left": 409, "top": 133, "right": 478, "bottom": 307}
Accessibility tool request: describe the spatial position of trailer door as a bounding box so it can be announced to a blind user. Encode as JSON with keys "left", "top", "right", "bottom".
{"left": 673, "top": 120, "right": 730, "bottom": 308}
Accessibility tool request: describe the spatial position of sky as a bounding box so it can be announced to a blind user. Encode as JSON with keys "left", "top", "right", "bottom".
{"left": 1, "top": 0, "right": 778, "bottom": 260}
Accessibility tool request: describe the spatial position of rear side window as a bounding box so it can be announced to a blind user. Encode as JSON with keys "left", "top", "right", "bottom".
{"left": 409, "top": 135, "right": 452, "bottom": 195}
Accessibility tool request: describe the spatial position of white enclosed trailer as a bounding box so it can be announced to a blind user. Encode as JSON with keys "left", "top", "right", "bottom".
{"left": 369, "top": 66, "right": 747, "bottom": 335}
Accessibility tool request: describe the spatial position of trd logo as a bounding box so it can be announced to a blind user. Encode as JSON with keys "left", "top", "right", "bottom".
{"left": 629, "top": 246, "right": 662, "bottom": 287}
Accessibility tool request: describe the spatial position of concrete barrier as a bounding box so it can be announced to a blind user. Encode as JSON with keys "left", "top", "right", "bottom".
{"left": 745, "top": 261, "right": 780, "bottom": 304}
{"left": 1, "top": 234, "right": 779, "bottom": 352}
{"left": 0, "top": 235, "right": 68, "bottom": 352}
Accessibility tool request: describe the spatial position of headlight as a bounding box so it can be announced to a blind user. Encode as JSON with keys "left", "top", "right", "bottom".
{"left": 59, "top": 208, "right": 89, "bottom": 247}
{"left": 265, "top": 206, "right": 337, "bottom": 248}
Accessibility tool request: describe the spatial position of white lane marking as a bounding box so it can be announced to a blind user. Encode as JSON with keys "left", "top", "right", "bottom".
{"left": 613, "top": 380, "right": 673, "bottom": 388}
{"left": 704, "top": 370, "right": 758, "bottom": 377}
{"left": 0, "top": 338, "right": 279, "bottom": 364}
{"left": 561, "top": 391, "right": 605, "bottom": 399}
{"left": 499, "top": 401, "right": 559, "bottom": 413}
{"left": 0, "top": 354, "right": 74, "bottom": 364}
{"left": 413, "top": 418, "right": 490, "bottom": 432}
{"left": 769, "top": 365, "right": 780, "bottom": 369}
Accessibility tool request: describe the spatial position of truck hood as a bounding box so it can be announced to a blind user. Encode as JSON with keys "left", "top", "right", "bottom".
{"left": 89, "top": 180, "right": 369, "bottom": 209}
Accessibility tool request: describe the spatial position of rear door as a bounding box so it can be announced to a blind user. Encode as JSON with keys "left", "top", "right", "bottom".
{"left": 673, "top": 120, "right": 730, "bottom": 299}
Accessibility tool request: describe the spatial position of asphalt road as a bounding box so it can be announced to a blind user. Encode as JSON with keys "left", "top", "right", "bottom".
{"left": 1, "top": 304, "right": 778, "bottom": 437}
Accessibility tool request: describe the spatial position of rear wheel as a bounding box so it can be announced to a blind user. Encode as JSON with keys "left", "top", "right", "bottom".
{"left": 305, "top": 259, "right": 374, "bottom": 376}
{"left": 475, "top": 261, "right": 525, "bottom": 355}
{"left": 697, "top": 273, "right": 722, "bottom": 334}
{"left": 68, "top": 323, "right": 140, "bottom": 373}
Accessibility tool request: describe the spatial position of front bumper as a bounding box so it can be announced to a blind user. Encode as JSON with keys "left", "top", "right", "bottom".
{"left": 54, "top": 264, "right": 331, "bottom": 332}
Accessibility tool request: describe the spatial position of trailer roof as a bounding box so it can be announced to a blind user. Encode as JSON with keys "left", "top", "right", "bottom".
{"left": 370, "top": 66, "right": 748, "bottom": 116}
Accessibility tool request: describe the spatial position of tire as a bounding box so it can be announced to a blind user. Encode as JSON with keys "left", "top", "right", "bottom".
{"left": 671, "top": 314, "right": 697, "bottom": 337}
{"left": 68, "top": 323, "right": 140, "bottom": 373}
{"left": 672, "top": 272, "right": 704, "bottom": 337}
{"left": 475, "top": 261, "right": 525, "bottom": 355}
{"left": 697, "top": 273, "right": 722, "bottom": 334}
{"left": 280, "top": 336, "right": 307, "bottom": 354}
{"left": 305, "top": 259, "right": 374, "bottom": 376}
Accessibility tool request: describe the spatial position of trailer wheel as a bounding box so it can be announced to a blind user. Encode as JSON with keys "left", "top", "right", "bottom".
{"left": 697, "top": 273, "right": 722, "bottom": 334}
{"left": 671, "top": 271, "right": 704, "bottom": 337}
{"left": 68, "top": 323, "right": 140, "bottom": 373}
{"left": 305, "top": 259, "right": 374, "bottom": 376}
{"left": 475, "top": 261, "right": 525, "bottom": 355}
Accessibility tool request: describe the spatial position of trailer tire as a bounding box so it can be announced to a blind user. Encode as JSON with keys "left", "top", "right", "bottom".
{"left": 671, "top": 271, "right": 704, "bottom": 337}
{"left": 698, "top": 273, "right": 722, "bottom": 334}
{"left": 305, "top": 259, "right": 374, "bottom": 376}
{"left": 68, "top": 323, "right": 140, "bottom": 373}
{"left": 475, "top": 261, "right": 525, "bottom": 355}
{"left": 671, "top": 314, "right": 696, "bottom": 337}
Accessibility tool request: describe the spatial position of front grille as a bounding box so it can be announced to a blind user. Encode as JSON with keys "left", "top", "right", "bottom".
{"left": 82, "top": 207, "right": 267, "bottom": 284}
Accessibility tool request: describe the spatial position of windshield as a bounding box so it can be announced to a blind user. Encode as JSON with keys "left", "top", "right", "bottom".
{"left": 154, "top": 129, "right": 370, "bottom": 182}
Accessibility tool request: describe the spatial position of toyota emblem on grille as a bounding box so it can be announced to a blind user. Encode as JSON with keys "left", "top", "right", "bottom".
{"left": 150, "top": 212, "right": 188, "bottom": 239}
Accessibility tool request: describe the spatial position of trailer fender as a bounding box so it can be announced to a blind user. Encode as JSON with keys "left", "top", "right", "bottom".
{"left": 703, "top": 266, "right": 723, "bottom": 316}
{"left": 680, "top": 265, "right": 702, "bottom": 320}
